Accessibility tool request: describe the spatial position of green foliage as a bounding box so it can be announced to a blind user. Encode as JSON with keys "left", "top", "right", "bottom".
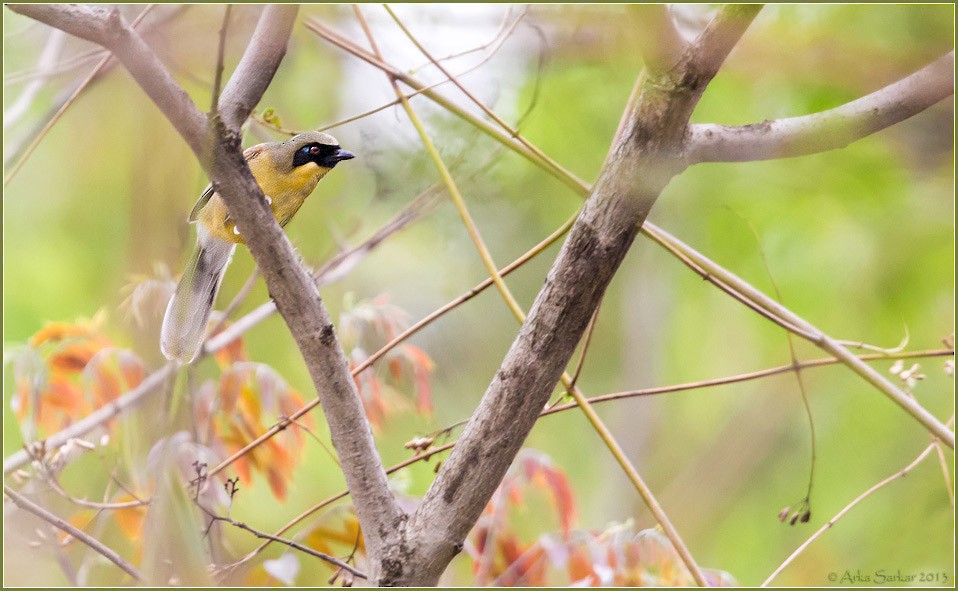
{"left": 3, "top": 4, "right": 953, "bottom": 587}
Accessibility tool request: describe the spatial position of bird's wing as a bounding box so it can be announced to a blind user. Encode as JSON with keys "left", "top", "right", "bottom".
{"left": 187, "top": 144, "right": 266, "bottom": 223}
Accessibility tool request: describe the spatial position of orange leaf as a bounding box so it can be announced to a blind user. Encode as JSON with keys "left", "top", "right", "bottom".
{"left": 114, "top": 499, "right": 147, "bottom": 541}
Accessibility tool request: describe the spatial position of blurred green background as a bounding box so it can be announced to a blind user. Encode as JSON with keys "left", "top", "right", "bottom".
{"left": 3, "top": 4, "right": 954, "bottom": 587}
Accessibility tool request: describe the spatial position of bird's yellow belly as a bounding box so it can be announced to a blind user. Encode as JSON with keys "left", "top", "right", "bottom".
{"left": 199, "top": 162, "right": 328, "bottom": 244}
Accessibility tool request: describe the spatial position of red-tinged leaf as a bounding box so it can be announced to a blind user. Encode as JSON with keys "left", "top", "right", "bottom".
{"left": 60, "top": 509, "right": 97, "bottom": 545}
{"left": 84, "top": 349, "right": 146, "bottom": 407}
{"left": 210, "top": 324, "right": 248, "bottom": 370}
{"left": 543, "top": 467, "right": 577, "bottom": 536}
{"left": 413, "top": 360, "right": 433, "bottom": 415}
{"left": 389, "top": 357, "right": 403, "bottom": 381}
{"left": 496, "top": 545, "right": 548, "bottom": 587}
{"left": 265, "top": 465, "right": 287, "bottom": 502}
{"left": 219, "top": 369, "right": 244, "bottom": 415}
{"left": 114, "top": 498, "right": 147, "bottom": 541}
{"left": 567, "top": 545, "right": 598, "bottom": 586}
{"left": 472, "top": 523, "right": 490, "bottom": 561}
{"left": 29, "top": 322, "right": 92, "bottom": 347}
{"left": 39, "top": 375, "right": 88, "bottom": 432}
{"left": 50, "top": 344, "right": 98, "bottom": 373}
{"left": 303, "top": 506, "right": 364, "bottom": 565}
{"left": 234, "top": 454, "right": 252, "bottom": 486}
{"left": 499, "top": 534, "right": 526, "bottom": 565}
{"left": 508, "top": 484, "right": 524, "bottom": 508}
{"left": 211, "top": 363, "right": 311, "bottom": 502}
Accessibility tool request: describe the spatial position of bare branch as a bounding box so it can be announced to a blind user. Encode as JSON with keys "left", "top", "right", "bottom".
{"left": 687, "top": 51, "right": 955, "bottom": 163}
{"left": 3, "top": 5, "right": 157, "bottom": 188}
{"left": 632, "top": 5, "right": 685, "bottom": 71}
{"left": 3, "top": 484, "right": 144, "bottom": 582}
{"left": 6, "top": 4, "right": 117, "bottom": 45}
{"left": 218, "top": 5, "right": 298, "bottom": 129}
{"left": 303, "top": 18, "right": 953, "bottom": 447}
{"left": 643, "top": 224, "right": 955, "bottom": 449}
{"left": 203, "top": 122, "right": 404, "bottom": 570}
{"left": 761, "top": 415, "right": 955, "bottom": 586}
{"left": 197, "top": 504, "right": 367, "bottom": 580}
{"left": 209, "top": 5, "right": 232, "bottom": 116}
{"left": 3, "top": 363, "right": 177, "bottom": 474}
{"left": 12, "top": 3, "right": 403, "bottom": 570}
{"left": 8, "top": 4, "right": 208, "bottom": 154}
{"left": 388, "top": 6, "right": 762, "bottom": 586}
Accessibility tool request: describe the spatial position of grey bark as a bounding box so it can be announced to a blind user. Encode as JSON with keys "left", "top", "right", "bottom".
{"left": 9, "top": 3, "right": 951, "bottom": 587}
{"left": 378, "top": 6, "right": 763, "bottom": 586}
{"left": 686, "top": 51, "right": 955, "bottom": 163}
{"left": 6, "top": 3, "right": 404, "bottom": 577}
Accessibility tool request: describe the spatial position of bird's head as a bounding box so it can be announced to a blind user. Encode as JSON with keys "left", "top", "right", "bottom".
{"left": 288, "top": 131, "right": 355, "bottom": 170}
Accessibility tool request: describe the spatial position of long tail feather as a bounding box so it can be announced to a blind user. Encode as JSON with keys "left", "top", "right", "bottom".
{"left": 160, "top": 225, "right": 235, "bottom": 363}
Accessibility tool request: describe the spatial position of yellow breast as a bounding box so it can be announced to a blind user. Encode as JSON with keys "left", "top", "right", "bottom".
{"left": 199, "top": 152, "right": 331, "bottom": 244}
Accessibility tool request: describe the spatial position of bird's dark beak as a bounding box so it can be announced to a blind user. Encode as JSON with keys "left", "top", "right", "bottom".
{"left": 333, "top": 148, "right": 355, "bottom": 162}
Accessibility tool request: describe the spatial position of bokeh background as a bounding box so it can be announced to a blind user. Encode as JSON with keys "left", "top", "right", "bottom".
{"left": 3, "top": 4, "right": 954, "bottom": 587}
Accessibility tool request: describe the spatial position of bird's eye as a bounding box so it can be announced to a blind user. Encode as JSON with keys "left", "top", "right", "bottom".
{"left": 309, "top": 145, "right": 321, "bottom": 155}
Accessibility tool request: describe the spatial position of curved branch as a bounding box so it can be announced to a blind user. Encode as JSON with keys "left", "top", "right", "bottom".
{"left": 218, "top": 5, "right": 298, "bottom": 128}
{"left": 632, "top": 5, "right": 685, "bottom": 72}
{"left": 687, "top": 51, "right": 954, "bottom": 163}
{"left": 3, "top": 484, "right": 144, "bottom": 582}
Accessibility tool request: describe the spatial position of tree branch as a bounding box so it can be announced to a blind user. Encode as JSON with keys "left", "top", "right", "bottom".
{"left": 218, "top": 5, "right": 298, "bottom": 129}
{"left": 686, "top": 51, "right": 954, "bottom": 163}
{"left": 383, "top": 5, "right": 762, "bottom": 586}
{"left": 9, "top": 3, "right": 403, "bottom": 573}
{"left": 3, "top": 363, "right": 178, "bottom": 474}
{"left": 632, "top": 5, "right": 685, "bottom": 72}
{"left": 762, "top": 414, "right": 955, "bottom": 586}
{"left": 8, "top": 3, "right": 207, "bottom": 155}
{"left": 3, "top": 484, "right": 144, "bottom": 582}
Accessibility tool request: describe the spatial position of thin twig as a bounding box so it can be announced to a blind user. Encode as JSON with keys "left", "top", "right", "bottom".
{"left": 761, "top": 415, "right": 955, "bottom": 586}
{"left": 731, "top": 210, "right": 817, "bottom": 511}
{"left": 42, "top": 472, "right": 151, "bottom": 510}
{"left": 304, "top": 16, "right": 955, "bottom": 450}
{"left": 3, "top": 484, "right": 144, "bottom": 581}
{"left": 644, "top": 224, "right": 955, "bottom": 449}
{"left": 359, "top": 9, "right": 710, "bottom": 583}
{"left": 226, "top": 346, "right": 953, "bottom": 566}
{"left": 933, "top": 443, "right": 955, "bottom": 512}
{"left": 3, "top": 363, "right": 178, "bottom": 474}
{"left": 406, "top": 6, "right": 525, "bottom": 74}
{"left": 208, "top": 267, "right": 260, "bottom": 340}
{"left": 207, "top": 206, "right": 578, "bottom": 478}
{"left": 543, "top": 349, "right": 955, "bottom": 415}
{"left": 197, "top": 503, "right": 367, "bottom": 580}
{"left": 569, "top": 299, "right": 602, "bottom": 392}
{"left": 383, "top": 5, "right": 575, "bottom": 185}
{"left": 3, "top": 5, "right": 156, "bottom": 188}
{"left": 3, "top": 29, "right": 66, "bottom": 128}
{"left": 209, "top": 4, "right": 232, "bottom": 116}
{"left": 203, "top": 180, "right": 446, "bottom": 357}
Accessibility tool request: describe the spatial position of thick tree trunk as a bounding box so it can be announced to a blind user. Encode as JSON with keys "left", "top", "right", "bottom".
{"left": 379, "top": 7, "right": 763, "bottom": 585}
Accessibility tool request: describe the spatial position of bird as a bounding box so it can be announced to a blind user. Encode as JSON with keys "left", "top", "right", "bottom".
{"left": 160, "top": 131, "right": 354, "bottom": 363}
